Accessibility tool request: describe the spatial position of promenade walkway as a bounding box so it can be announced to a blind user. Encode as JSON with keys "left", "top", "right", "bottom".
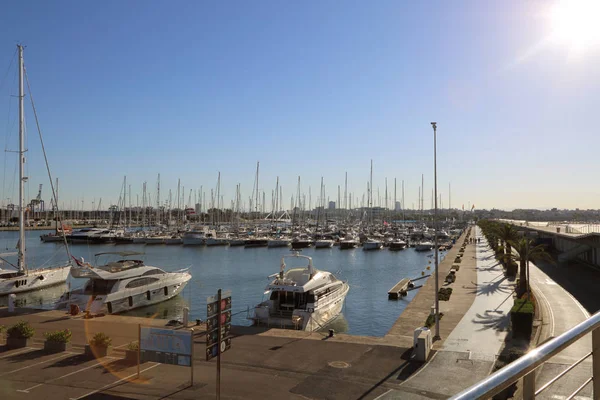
{"left": 380, "top": 226, "right": 516, "bottom": 399}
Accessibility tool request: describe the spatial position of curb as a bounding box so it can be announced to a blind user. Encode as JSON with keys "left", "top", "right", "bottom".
{"left": 530, "top": 283, "right": 553, "bottom": 347}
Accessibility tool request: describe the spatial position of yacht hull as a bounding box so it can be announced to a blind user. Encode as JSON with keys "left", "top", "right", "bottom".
{"left": 253, "top": 282, "right": 349, "bottom": 331}
{"left": 62, "top": 273, "right": 191, "bottom": 314}
{"left": 0, "top": 266, "right": 71, "bottom": 295}
{"left": 267, "top": 240, "right": 290, "bottom": 248}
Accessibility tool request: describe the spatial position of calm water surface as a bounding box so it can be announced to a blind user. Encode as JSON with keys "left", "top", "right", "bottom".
{"left": 0, "top": 230, "right": 446, "bottom": 337}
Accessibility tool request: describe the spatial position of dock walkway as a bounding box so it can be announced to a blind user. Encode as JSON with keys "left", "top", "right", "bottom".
{"left": 385, "top": 226, "right": 477, "bottom": 347}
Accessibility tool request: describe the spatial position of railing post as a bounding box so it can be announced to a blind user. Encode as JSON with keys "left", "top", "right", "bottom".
{"left": 593, "top": 327, "right": 600, "bottom": 400}
{"left": 523, "top": 370, "right": 536, "bottom": 400}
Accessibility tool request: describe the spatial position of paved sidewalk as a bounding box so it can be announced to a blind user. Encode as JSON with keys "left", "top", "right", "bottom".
{"left": 442, "top": 226, "right": 515, "bottom": 360}
{"left": 380, "top": 226, "right": 516, "bottom": 399}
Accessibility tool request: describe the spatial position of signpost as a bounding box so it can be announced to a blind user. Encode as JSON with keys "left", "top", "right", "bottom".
{"left": 139, "top": 326, "right": 194, "bottom": 385}
{"left": 206, "top": 289, "right": 232, "bottom": 400}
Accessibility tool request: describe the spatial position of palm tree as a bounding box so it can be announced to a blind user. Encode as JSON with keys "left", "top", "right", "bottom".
{"left": 509, "top": 238, "right": 554, "bottom": 296}
{"left": 495, "top": 223, "right": 519, "bottom": 267}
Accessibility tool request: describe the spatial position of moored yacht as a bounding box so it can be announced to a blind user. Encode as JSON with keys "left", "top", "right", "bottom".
{"left": 253, "top": 252, "right": 349, "bottom": 331}
{"left": 339, "top": 237, "right": 359, "bottom": 249}
{"left": 314, "top": 239, "right": 334, "bottom": 248}
{"left": 415, "top": 241, "right": 434, "bottom": 251}
{"left": 58, "top": 252, "right": 191, "bottom": 314}
{"left": 182, "top": 230, "right": 206, "bottom": 246}
{"left": 363, "top": 239, "right": 384, "bottom": 251}
{"left": 267, "top": 237, "right": 291, "bottom": 248}
{"left": 389, "top": 239, "right": 407, "bottom": 251}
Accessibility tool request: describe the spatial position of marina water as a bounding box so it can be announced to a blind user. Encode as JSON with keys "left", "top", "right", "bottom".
{"left": 0, "top": 230, "right": 445, "bottom": 337}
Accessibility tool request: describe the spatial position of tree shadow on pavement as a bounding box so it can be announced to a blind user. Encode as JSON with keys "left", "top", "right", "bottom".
{"left": 356, "top": 348, "right": 425, "bottom": 400}
{"left": 467, "top": 276, "right": 513, "bottom": 297}
{"left": 477, "top": 263, "right": 502, "bottom": 272}
{"left": 471, "top": 311, "right": 509, "bottom": 332}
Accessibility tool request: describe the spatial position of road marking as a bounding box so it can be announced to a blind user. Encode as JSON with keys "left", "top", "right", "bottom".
{"left": 69, "top": 363, "right": 160, "bottom": 400}
{"left": 0, "top": 352, "right": 74, "bottom": 377}
{"left": 0, "top": 347, "right": 38, "bottom": 359}
{"left": 544, "top": 279, "right": 557, "bottom": 285}
{"left": 373, "top": 389, "right": 393, "bottom": 399}
{"left": 532, "top": 281, "right": 555, "bottom": 337}
{"left": 16, "top": 358, "right": 111, "bottom": 393}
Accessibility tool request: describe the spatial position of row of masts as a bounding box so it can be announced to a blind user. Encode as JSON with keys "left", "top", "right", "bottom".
{"left": 9, "top": 159, "right": 460, "bottom": 227}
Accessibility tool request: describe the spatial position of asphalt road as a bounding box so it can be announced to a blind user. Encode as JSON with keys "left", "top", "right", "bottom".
{"left": 529, "top": 261, "right": 593, "bottom": 399}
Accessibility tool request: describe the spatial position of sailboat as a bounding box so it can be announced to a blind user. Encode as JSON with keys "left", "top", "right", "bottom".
{"left": 0, "top": 45, "right": 71, "bottom": 295}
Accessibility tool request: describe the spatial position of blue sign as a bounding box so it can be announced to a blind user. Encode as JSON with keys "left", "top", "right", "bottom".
{"left": 140, "top": 327, "right": 192, "bottom": 367}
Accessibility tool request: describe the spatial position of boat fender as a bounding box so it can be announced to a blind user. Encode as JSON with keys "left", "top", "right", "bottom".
{"left": 38, "top": 275, "right": 44, "bottom": 280}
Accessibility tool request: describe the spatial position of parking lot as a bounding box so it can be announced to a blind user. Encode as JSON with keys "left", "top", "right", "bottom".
{"left": 0, "top": 309, "right": 416, "bottom": 399}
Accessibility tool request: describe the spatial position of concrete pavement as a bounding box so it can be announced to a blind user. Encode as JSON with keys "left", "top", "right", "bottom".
{"left": 379, "top": 226, "right": 516, "bottom": 398}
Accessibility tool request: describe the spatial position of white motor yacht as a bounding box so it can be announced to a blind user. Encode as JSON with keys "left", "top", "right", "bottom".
{"left": 182, "top": 230, "right": 206, "bottom": 246}
{"left": 389, "top": 239, "right": 407, "bottom": 251}
{"left": 253, "top": 252, "right": 349, "bottom": 331}
{"left": 267, "top": 237, "right": 291, "bottom": 248}
{"left": 415, "top": 241, "right": 434, "bottom": 251}
{"left": 59, "top": 252, "right": 191, "bottom": 314}
{"left": 363, "top": 239, "right": 384, "bottom": 251}
{"left": 314, "top": 239, "right": 334, "bottom": 248}
{"left": 339, "top": 237, "right": 359, "bottom": 249}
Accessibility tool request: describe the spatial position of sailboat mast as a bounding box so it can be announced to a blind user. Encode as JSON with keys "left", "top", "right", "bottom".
{"left": 18, "top": 45, "right": 26, "bottom": 272}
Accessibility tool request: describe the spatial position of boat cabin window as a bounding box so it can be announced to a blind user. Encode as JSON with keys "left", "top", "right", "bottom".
{"left": 126, "top": 277, "right": 159, "bottom": 288}
{"left": 142, "top": 269, "right": 165, "bottom": 276}
{"left": 84, "top": 279, "right": 118, "bottom": 295}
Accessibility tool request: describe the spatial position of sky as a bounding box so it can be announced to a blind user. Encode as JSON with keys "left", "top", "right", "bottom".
{"left": 1, "top": 0, "right": 600, "bottom": 212}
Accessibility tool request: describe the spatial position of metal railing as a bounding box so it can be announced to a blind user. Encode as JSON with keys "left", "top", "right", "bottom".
{"left": 451, "top": 311, "right": 600, "bottom": 400}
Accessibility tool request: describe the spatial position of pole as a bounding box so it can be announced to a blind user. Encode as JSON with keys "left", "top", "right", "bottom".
{"left": 190, "top": 328, "right": 194, "bottom": 386}
{"left": 431, "top": 122, "right": 440, "bottom": 340}
{"left": 137, "top": 324, "right": 141, "bottom": 379}
{"left": 217, "top": 288, "right": 221, "bottom": 400}
{"left": 17, "top": 45, "right": 25, "bottom": 273}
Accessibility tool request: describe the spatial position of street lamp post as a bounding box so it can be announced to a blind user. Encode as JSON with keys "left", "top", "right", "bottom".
{"left": 431, "top": 122, "right": 440, "bottom": 340}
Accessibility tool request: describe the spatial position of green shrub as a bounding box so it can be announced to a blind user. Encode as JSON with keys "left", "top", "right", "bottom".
{"left": 44, "top": 329, "right": 72, "bottom": 343}
{"left": 425, "top": 312, "right": 444, "bottom": 328}
{"left": 89, "top": 332, "right": 112, "bottom": 347}
{"left": 7, "top": 321, "right": 35, "bottom": 339}
{"left": 454, "top": 257, "right": 462, "bottom": 263}
{"left": 511, "top": 299, "right": 534, "bottom": 338}
{"left": 126, "top": 341, "right": 139, "bottom": 351}
{"left": 439, "top": 288, "right": 453, "bottom": 301}
{"left": 452, "top": 264, "right": 460, "bottom": 271}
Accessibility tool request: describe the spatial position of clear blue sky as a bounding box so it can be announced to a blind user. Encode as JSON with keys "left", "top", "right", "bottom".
{"left": 1, "top": 1, "right": 599, "bottom": 211}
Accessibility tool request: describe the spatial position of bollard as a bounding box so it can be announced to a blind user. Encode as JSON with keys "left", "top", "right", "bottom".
{"left": 328, "top": 329, "right": 335, "bottom": 338}
{"left": 183, "top": 307, "right": 189, "bottom": 328}
{"left": 8, "top": 294, "right": 16, "bottom": 312}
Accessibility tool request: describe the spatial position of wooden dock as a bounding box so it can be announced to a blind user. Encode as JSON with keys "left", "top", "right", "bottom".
{"left": 388, "top": 278, "right": 411, "bottom": 300}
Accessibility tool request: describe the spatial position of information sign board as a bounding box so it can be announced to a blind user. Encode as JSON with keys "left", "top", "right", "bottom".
{"left": 140, "top": 327, "right": 193, "bottom": 367}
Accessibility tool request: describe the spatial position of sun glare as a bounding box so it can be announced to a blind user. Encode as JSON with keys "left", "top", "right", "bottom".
{"left": 549, "top": 0, "right": 600, "bottom": 53}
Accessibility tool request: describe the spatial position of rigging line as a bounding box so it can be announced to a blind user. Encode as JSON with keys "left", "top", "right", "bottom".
{"left": 23, "top": 64, "right": 73, "bottom": 263}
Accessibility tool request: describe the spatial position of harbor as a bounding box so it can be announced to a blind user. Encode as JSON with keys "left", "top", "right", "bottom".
{"left": 0, "top": 226, "right": 457, "bottom": 337}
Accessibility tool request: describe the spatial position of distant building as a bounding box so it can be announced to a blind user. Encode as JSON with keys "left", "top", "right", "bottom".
{"left": 328, "top": 201, "right": 336, "bottom": 210}
{"left": 395, "top": 201, "right": 401, "bottom": 211}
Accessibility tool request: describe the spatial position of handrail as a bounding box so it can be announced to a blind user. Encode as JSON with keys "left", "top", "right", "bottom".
{"left": 451, "top": 310, "right": 600, "bottom": 399}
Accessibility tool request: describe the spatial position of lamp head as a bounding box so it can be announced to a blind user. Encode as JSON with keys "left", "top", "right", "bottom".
{"left": 431, "top": 122, "right": 437, "bottom": 129}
